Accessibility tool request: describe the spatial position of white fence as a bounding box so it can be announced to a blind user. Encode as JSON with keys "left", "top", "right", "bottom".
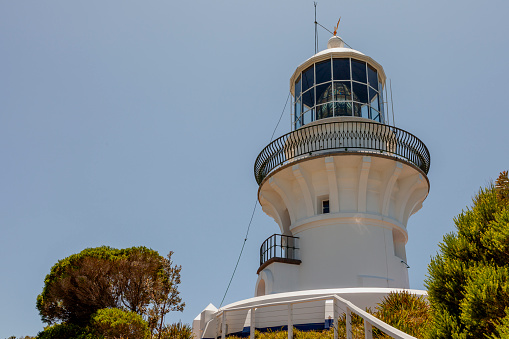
{"left": 214, "top": 294, "right": 416, "bottom": 339}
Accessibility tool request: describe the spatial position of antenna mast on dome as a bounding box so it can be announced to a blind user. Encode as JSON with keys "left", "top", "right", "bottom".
{"left": 314, "top": 2, "right": 318, "bottom": 54}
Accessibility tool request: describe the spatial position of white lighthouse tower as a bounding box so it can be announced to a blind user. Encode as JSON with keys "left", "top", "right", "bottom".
{"left": 193, "top": 34, "right": 430, "bottom": 339}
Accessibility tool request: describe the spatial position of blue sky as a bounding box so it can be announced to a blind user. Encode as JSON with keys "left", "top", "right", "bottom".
{"left": 1, "top": 1, "right": 508, "bottom": 337}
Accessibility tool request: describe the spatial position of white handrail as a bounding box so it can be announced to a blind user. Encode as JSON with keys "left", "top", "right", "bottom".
{"left": 214, "top": 294, "right": 416, "bottom": 339}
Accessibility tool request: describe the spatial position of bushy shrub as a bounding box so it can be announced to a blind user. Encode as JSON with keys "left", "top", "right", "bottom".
{"left": 90, "top": 308, "right": 149, "bottom": 339}
{"left": 157, "top": 321, "right": 193, "bottom": 339}
{"left": 372, "top": 291, "right": 430, "bottom": 337}
{"left": 36, "top": 323, "right": 98, "bottom": 339}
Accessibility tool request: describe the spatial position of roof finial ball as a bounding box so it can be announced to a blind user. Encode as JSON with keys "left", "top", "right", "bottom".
{"left": 327, "top": 35, "right": 344, "bottom": 49}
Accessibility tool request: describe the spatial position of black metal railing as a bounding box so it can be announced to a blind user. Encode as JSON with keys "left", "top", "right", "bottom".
{"left": 254, "top": 121, "right": 430, "bottom": 185}
{"left": 260, "top": 234, "right": 300, "bottom": 267}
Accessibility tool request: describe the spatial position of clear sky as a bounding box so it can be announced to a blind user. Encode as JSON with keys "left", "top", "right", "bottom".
{"left": 1, "top": 0, "right": 508, "bottom": 337}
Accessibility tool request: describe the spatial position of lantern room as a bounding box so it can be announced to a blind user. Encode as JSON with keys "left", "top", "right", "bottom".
{"left": 290, "top": 36, "right": 387, "bottom": 129}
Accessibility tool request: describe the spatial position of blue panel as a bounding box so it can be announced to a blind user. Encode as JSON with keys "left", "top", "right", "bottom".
{"left": 324, "top": 318, "right": 334, "bottom": 329}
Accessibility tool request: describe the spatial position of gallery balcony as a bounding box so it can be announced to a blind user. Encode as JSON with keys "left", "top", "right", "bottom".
{"left": 254, "top": 120, "right": 430, "bottom": 185}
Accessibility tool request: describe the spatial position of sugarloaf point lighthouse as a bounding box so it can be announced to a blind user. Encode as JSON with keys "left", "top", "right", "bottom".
{"left": 193, "top": 29, "right": 430, "bottom": 339}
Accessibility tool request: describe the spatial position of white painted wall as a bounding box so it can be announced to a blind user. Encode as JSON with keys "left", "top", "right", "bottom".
{"left": 258, "top": 152, "right": 429, "bottom": 293}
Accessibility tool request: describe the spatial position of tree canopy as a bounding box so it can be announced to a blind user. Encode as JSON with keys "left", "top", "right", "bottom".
{"left": 36, "top": 246, "right": 185, "bottom": 338}
{"left": 425, "top": 171, "right": 509, "bottom": 338}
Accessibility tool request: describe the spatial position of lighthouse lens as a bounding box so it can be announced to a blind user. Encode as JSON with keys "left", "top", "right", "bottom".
{"left": 316, "top": 83, "right": 333, "bottom": 105}
{"left": 333, "top": 102, "right": 352, "bottom": 116}
{"left": 334, "top": 81, "right": 351, "bottom": 101}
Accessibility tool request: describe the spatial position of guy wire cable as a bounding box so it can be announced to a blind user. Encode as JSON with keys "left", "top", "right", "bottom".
{"left": 390, "top": 79, "right": 396, "bottom": 127}
{"left": 315, "top": 20, "right": 354, "bottom": 50}
{"left": 219, "top": 91, "right": 292, "bottom": 307}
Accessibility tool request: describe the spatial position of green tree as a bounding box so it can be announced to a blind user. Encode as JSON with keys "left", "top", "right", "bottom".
{"left": 36, "top": 246, "right": 184, "bottom": 338}
{"left": 425, "top": 171, "right": 509, "bottom": 338}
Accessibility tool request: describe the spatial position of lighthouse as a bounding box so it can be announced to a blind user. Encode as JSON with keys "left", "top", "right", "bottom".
{"left": 254, "top": 35, "right": 429, "bottom": 295}
{"left": 193, "top": 33, "right": 430, "bottom": 339}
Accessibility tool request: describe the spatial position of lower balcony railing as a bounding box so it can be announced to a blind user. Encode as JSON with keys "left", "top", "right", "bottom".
{"left": 259, "top": 234, "right": 300, "bottom": 273}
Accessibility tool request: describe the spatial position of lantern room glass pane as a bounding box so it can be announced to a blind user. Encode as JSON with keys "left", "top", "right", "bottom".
{"left": 352, "top": 102, "right": 369, "bottom": 118}
{"left": 302, "top": 65, "right": 314, "bottom": 93}
{"left": 334, "top": 101, "right": 352, "bottom": 116}
{"left": 334, "top": 81, "right": 352, "bottom": 101}
{"left": 295, "top": 76, "right": 301, "bottom": 99}
{"left": 315, "top": 60, "right": 332, "bottom": 84}
{"left": 361, "top": 105, "right": 369, "bottom": 119}
{"left": 369, "top": 87, "right": 379, "bottom": 111}
{"left": 295, "top": 116, "right": 303, "bottom": 129}
{"left": 380, "top": 91, "right": 385, "bottom": 118}
{"left": 352, "top": 82, "right": 368, "bottom": 103}
{"left": 316, "top": 103, "right": 333, "bottom": 120}
{"left": 368, "top": 65, "right": 378, "bottom": 88}
{"left": 371, "top": 108, "right": 381, "bottom": 122}
{"left": 316, "top": 82, "right": 333, "bottom": 105}
{"left": 351, "top": 59, "right": 367, "bottom": 83}
{"left": 295, "top": 99, "right": 302, "bottom": 122}
{"left": 303, "top": 109, "right": 314, "bottom": 125}
{"left": 333, "top": 58, "right": 350, "bottom": 80}
{"left": 302, "top": 88, "right": 314, "bottom": 109}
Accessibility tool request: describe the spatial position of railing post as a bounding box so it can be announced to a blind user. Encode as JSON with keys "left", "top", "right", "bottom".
{"left": 346, "top": 307, "right": 352, "bottom": 339}
{"left": 288, "top": 303, "right": 293, "bottom": 339}
{"left": 250, "top": 308, "right": 255, "bottom": 339}
{"left": 216, "top": 313, "right": 219, "bottom": 339}
{"left": 364, "top": 320, "right": 373, "bottom": 339}
{"left": 221, "top": 311, "right": 226, "bottom": 339}
{"left": 333, "top": 298, "right": 338, "bottom": 339}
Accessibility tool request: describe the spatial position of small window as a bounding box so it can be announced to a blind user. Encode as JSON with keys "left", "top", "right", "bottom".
{"left": 322, "top": 200, "right": 330, "bottom": 214}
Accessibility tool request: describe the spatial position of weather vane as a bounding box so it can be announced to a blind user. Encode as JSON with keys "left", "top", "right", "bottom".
{"left": 333, "top": 16, "right": 341, "bottom": 36}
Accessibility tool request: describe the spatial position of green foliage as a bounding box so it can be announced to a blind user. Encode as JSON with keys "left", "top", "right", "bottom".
{"left": 36, "top": 323, "right": 98, "bottom": 339}
{"left": 372, "top": 291, "right": 430, "bottom": 337}
{"left": 425, "top": 171, "right": 509, "bottom": 338}
{"left": 37, "top": 246, "right": 164, "bottom": 325}
{"left": 156, "top": 321, "right": 193, "bottom": 339}
{"left": 36, "top": 246, "right": 184, "bottom": 338}
{"left": 496, "top": 171, "right": 509, "bottom": 202}
{"left": 90, "top": 308, "right": 149, "bottom": 339}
